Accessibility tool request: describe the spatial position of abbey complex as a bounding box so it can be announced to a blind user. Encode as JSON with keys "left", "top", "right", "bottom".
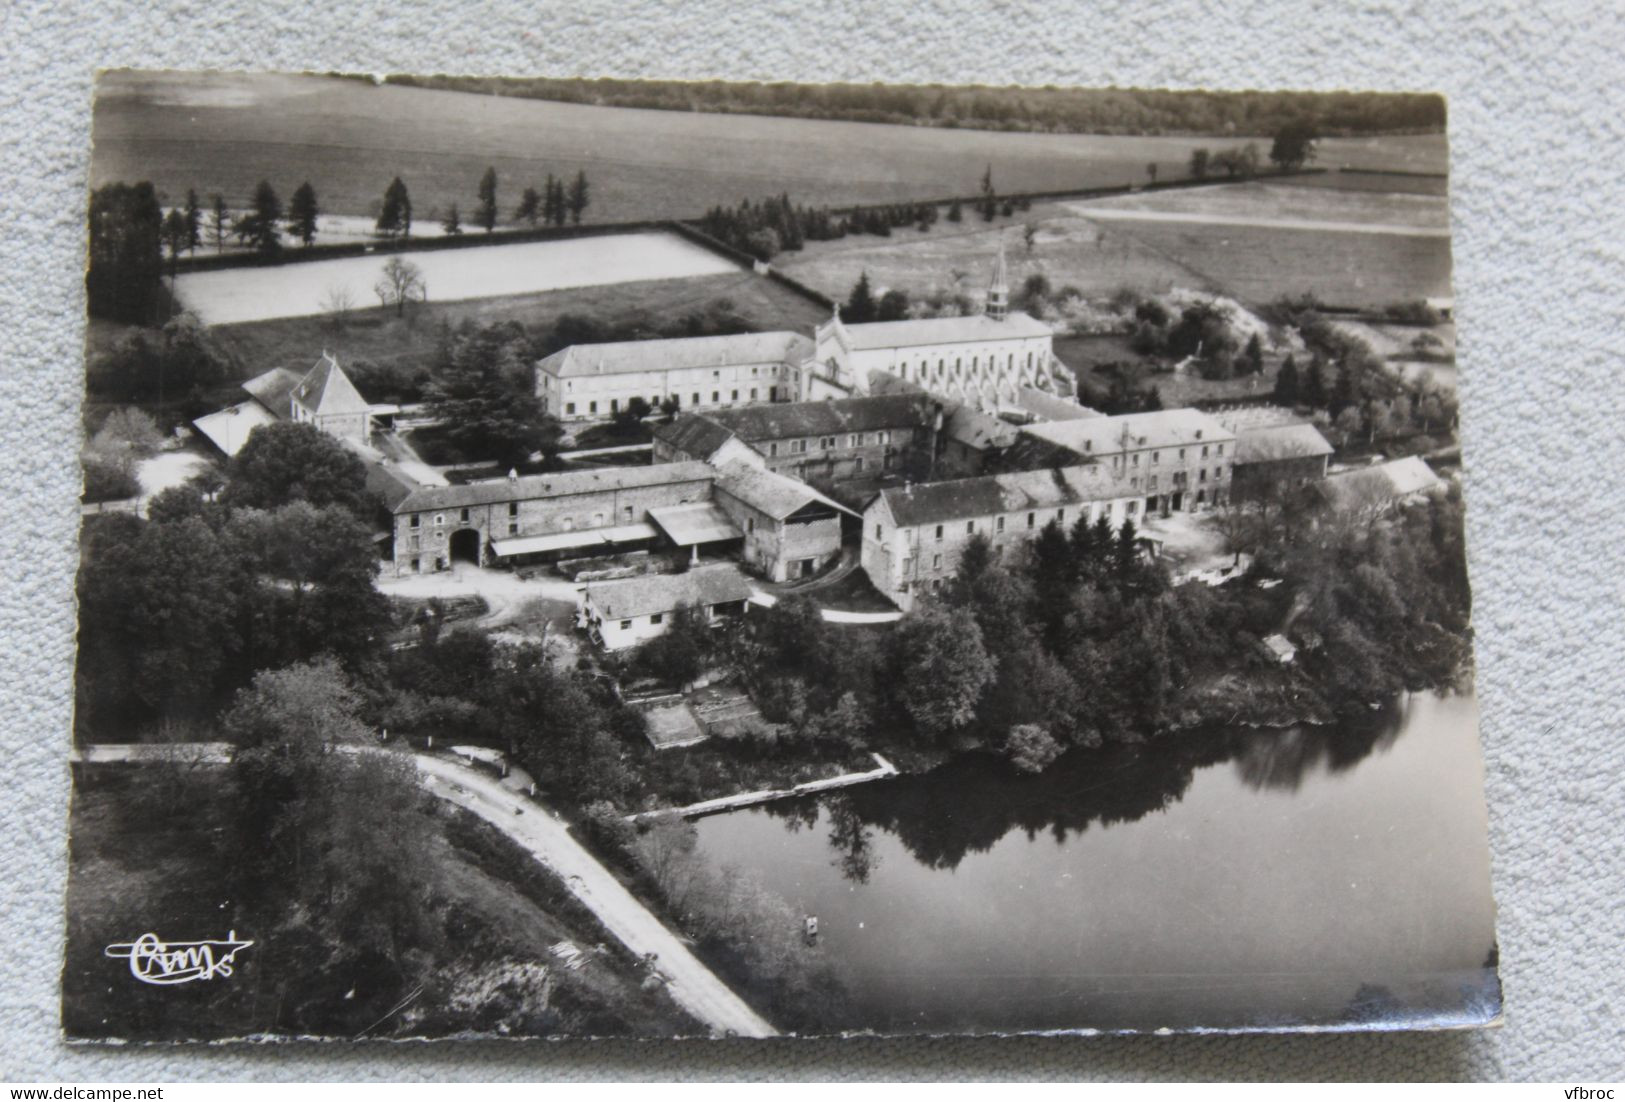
{"left": 195, "top": 247, "right": 1350, "bottom": 640}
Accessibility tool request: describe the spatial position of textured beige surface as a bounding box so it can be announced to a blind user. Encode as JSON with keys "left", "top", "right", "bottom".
{"left": 4, "top": 0, "right": 1623, "bottom": 1081}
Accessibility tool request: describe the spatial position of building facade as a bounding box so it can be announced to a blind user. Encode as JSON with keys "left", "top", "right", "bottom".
{"left": 195, "top": 353, "right": 391, "bottom": 456}
{"left": 861, "top": 466, "right": 1145, "bottom": 610}
{"left": 535, "top": 331, "right": 811, "bottom": 422}
{"left": 535, "top": 246, "right": 1070, "bottom": 424}
{"left": 1004, "top": 408, "right": 1239, "bottom": 516}
{"left": 652, "top": 393, "right": 938, "bottom": 488}
{"left": 711, "top": 463, "right": 851, "bottom": 582}
{"left": 580, "top": 564, "right": 756, "bottom": 651}
{"left": 382, "top": 462, "right": 717, "bottom": 576}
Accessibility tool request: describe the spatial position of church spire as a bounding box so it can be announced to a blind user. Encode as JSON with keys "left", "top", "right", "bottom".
{"left": 986, "top": 238, "right": 1009, "bottom": 321}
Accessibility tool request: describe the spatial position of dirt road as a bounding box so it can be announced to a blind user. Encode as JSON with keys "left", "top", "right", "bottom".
{"left": 413, "top": 754, "right": 779, "bottom": 1038}
{"left": 72, "top": 743, "right": 777, "bottom": 1037}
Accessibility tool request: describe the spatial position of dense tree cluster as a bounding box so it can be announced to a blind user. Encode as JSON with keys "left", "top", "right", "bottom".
{"left": 1128, "top": 298, "right": 1265, "bottom": 380}
{"left": 87, "top": 182, "right": 165, "bottom": 323}
{"left": 696, "top": 193, "right": 939, "bottom": 261}
{"left": 75, "top": 421, "right": 390, "bottom": 739}
{"left": 85, "top": 311, "right": 229, "bottom": 408}
{"left": 1269, "top": 121, "right": 1320, "bottom": 170}
{"left": 715, "top": 482, "right": 1470, "bottom": 763}
{"left": 509, "top": 170, "right": 590, "bottom": 229}
{"left": 393, "top": 76, "right": 1446, "bottom": 138}
{"left": 80, "top": 407, "right": 163, "bottom": 504}
{"left": 378, "top": 630, "right": 637, "bottom": 805}
{"left": 1264, "top": 295, "right": 1458, "bottom": 444}
{"left": 421, "top": 320, "right": 562, "bottom": 468}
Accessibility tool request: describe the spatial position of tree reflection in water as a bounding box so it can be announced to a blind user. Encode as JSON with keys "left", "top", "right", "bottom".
{"left": 1231, "top": 695, "right": 1408, "bottom": 793}
{"left": 775, "top": 702, "right": 1414, "bottom": 877}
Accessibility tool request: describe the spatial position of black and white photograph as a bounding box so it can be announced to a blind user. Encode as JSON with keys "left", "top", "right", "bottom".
{"left": 65, "top": 70, "right": 1497, "bottom": 1041}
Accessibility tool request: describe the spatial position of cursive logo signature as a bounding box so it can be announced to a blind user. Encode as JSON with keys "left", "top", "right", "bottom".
{"left": 104, "top": 931, "right": 254, "bottom": 985}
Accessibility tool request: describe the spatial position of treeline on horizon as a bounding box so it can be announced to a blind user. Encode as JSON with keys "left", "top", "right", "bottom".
{"left": 379, "top": 75, "right": 1445, "bottom": 137}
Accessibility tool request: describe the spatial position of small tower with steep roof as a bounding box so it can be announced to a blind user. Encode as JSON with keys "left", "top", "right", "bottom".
{"left": 986, "top": 239, "right": 1010, "bottom": 322}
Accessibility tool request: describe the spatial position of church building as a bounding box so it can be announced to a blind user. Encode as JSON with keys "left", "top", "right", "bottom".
{"left": 534, "top": 244, "right": 1071, "bottom": 422}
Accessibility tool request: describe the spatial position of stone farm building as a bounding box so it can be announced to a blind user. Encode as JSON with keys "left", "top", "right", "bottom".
{"left": 652, "top": 392, "right": 939, "bottom": 494}
{"left": 860, "top": 465, "right": 1152, "bottom": 610}
{"left": 535, "top": 244, "right": 1073, "bottom": 422}
{"left": 370, "top": 455, "right": 849, "bottom": 582}
{"left": 193, "top": 352, "right": 398, "bottom": 457}
{"left": 1002, "top": 408, "right": 1240, "bottom": 517}
{"left": 374, "top": 461, "right": 712, "bottom": 576}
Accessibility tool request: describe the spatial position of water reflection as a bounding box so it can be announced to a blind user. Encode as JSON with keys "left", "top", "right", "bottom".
{"left": 1232, "top": 697, "right": 1408, "bottom": 793}
{"left": 776, "top": 703, "right": 1412, "bottom": 877}
{"left": 699, "top": 691, "right": 1498, "bottom": 1033}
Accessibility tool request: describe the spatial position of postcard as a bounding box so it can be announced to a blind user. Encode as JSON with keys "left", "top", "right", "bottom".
{"left": 66, "top": 71, "right": 1495, "bottom": 1040}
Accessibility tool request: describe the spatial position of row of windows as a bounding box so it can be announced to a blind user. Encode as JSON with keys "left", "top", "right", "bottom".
{"left": 1131, "top": 467, "right": 1227, "bottom": 493}
{"left": 560, "top": 364, "right": 785, "bottom": 392}
{"left": 563, "top": 387, "right": 780, "bottom": 417}
{"left": 1111, "top": 443, "right": 1227, "bottom": 467}
{"left": 408, "top": 504, "right": 513, "bottom": 530}
{"left": 885, "top": 500, "right": 1142, "bottom": 549}
{"left": 898, "top": 350, "right": 1036, "bottom": 381}
{"left": 767, "top": 430, "right": 892, "bottom": 458}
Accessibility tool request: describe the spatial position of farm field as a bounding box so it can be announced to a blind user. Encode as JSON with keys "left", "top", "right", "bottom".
{"left": 777, "top": 176, "right": 1453, "bottom": 312}
{"left": 172, "top": 231, "right": 741, "bottom": 325}
{"left": 774, "top": 203, "right": 1216, "bottom": 307}
{"left": 204, "top": 269, "right": 830, "bottom": 387}
{"left": 93, "top": 71, "right": 1449, "bottom": 225}
{"left": 1066, "top": 178, "right": 1450, "bottom": 234}
{"left": 1095, "top": 218, "right": 1453, "bottom": 309}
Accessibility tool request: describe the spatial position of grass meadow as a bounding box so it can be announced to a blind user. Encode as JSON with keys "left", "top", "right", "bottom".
{"left": 94, "top": 71, "right": 1448, "bottom": 226}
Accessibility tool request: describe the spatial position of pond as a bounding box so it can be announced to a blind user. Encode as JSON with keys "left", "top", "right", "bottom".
{"left": 172, "top": 231, "right": 742, "bottom": 325}
{"left": 691, "top": 690, "right": 1498, "bottom": 1034}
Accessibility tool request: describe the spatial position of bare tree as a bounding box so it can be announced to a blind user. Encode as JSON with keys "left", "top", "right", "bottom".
{"left": 320, "top": 283, "right": 356, "bottom": 330}
{"left": 373, "top": 257, "right": 425, "bottom": 317}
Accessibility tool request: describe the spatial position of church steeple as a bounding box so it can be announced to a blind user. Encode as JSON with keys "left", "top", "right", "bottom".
{"left": 986, "top": 239, "right": 1009, "bottom": 321}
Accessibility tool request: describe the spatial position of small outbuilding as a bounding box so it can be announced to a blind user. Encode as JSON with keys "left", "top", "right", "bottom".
{"left": 580, "top": 564, "right": 757, "bottom": 650}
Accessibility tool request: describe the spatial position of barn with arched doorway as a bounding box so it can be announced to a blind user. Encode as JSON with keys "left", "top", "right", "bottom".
{"left": 448, "top": 527, "right": 483, "bottom": 565}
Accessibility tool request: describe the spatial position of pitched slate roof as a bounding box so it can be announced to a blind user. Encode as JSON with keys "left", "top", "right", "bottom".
{"left": 241, "top": 367, "right": 306, "bottom": 418}
{"left": 1317, "top": 456, "right": 1443, "bottom": 511}
{"left": 537, "top": 331, "right": 812, "bottom": 378}
{"left": 714, "top": 462, "right": 854, "bottom": 520}
{"left": 1234, "top": 422, "right": 1334, "bottom": 464}
{"left": 1019, "top": 408, "right": 1236, "bottom": 458}
{"left": 876, "top": 466, "right": 1119, "bottom": 529}
{"left": 365, "top": 461, "right": 424, "bottom": 513}
{"left": 391, "top": 461, "right": 716, "bottom": 515}
{"left": 651, "top": 415, "right": 739, "bottom": 460}
{"left": 585, "top": 564, "right": 756, "bottom": 620}
{"left": 700, "top": 393, "right": 937, "bottom": 441}
{"left": 1015, "top": 386, "right": 1101, "bottom": 422}
{"left": 192, "top": 401, "right": 280, "bottom": 457}
{"left": 943, "top": 404, "right": 1020, "bottom": 451}
{"left": 291, "top": 353, "right": 371, "bottom": 417}
{"left": 843, "top": 311, "right": 1052, "bottom": 349}
{"left": 647, "top": 501, "right": 744, "bottom": 545}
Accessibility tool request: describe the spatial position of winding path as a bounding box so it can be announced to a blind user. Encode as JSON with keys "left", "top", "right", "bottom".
{"left": 413, "top": 754, "right": 777, "bottom": 1038}
{"left": 72, "top": 743, "right": 779, "bottom": 1038}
